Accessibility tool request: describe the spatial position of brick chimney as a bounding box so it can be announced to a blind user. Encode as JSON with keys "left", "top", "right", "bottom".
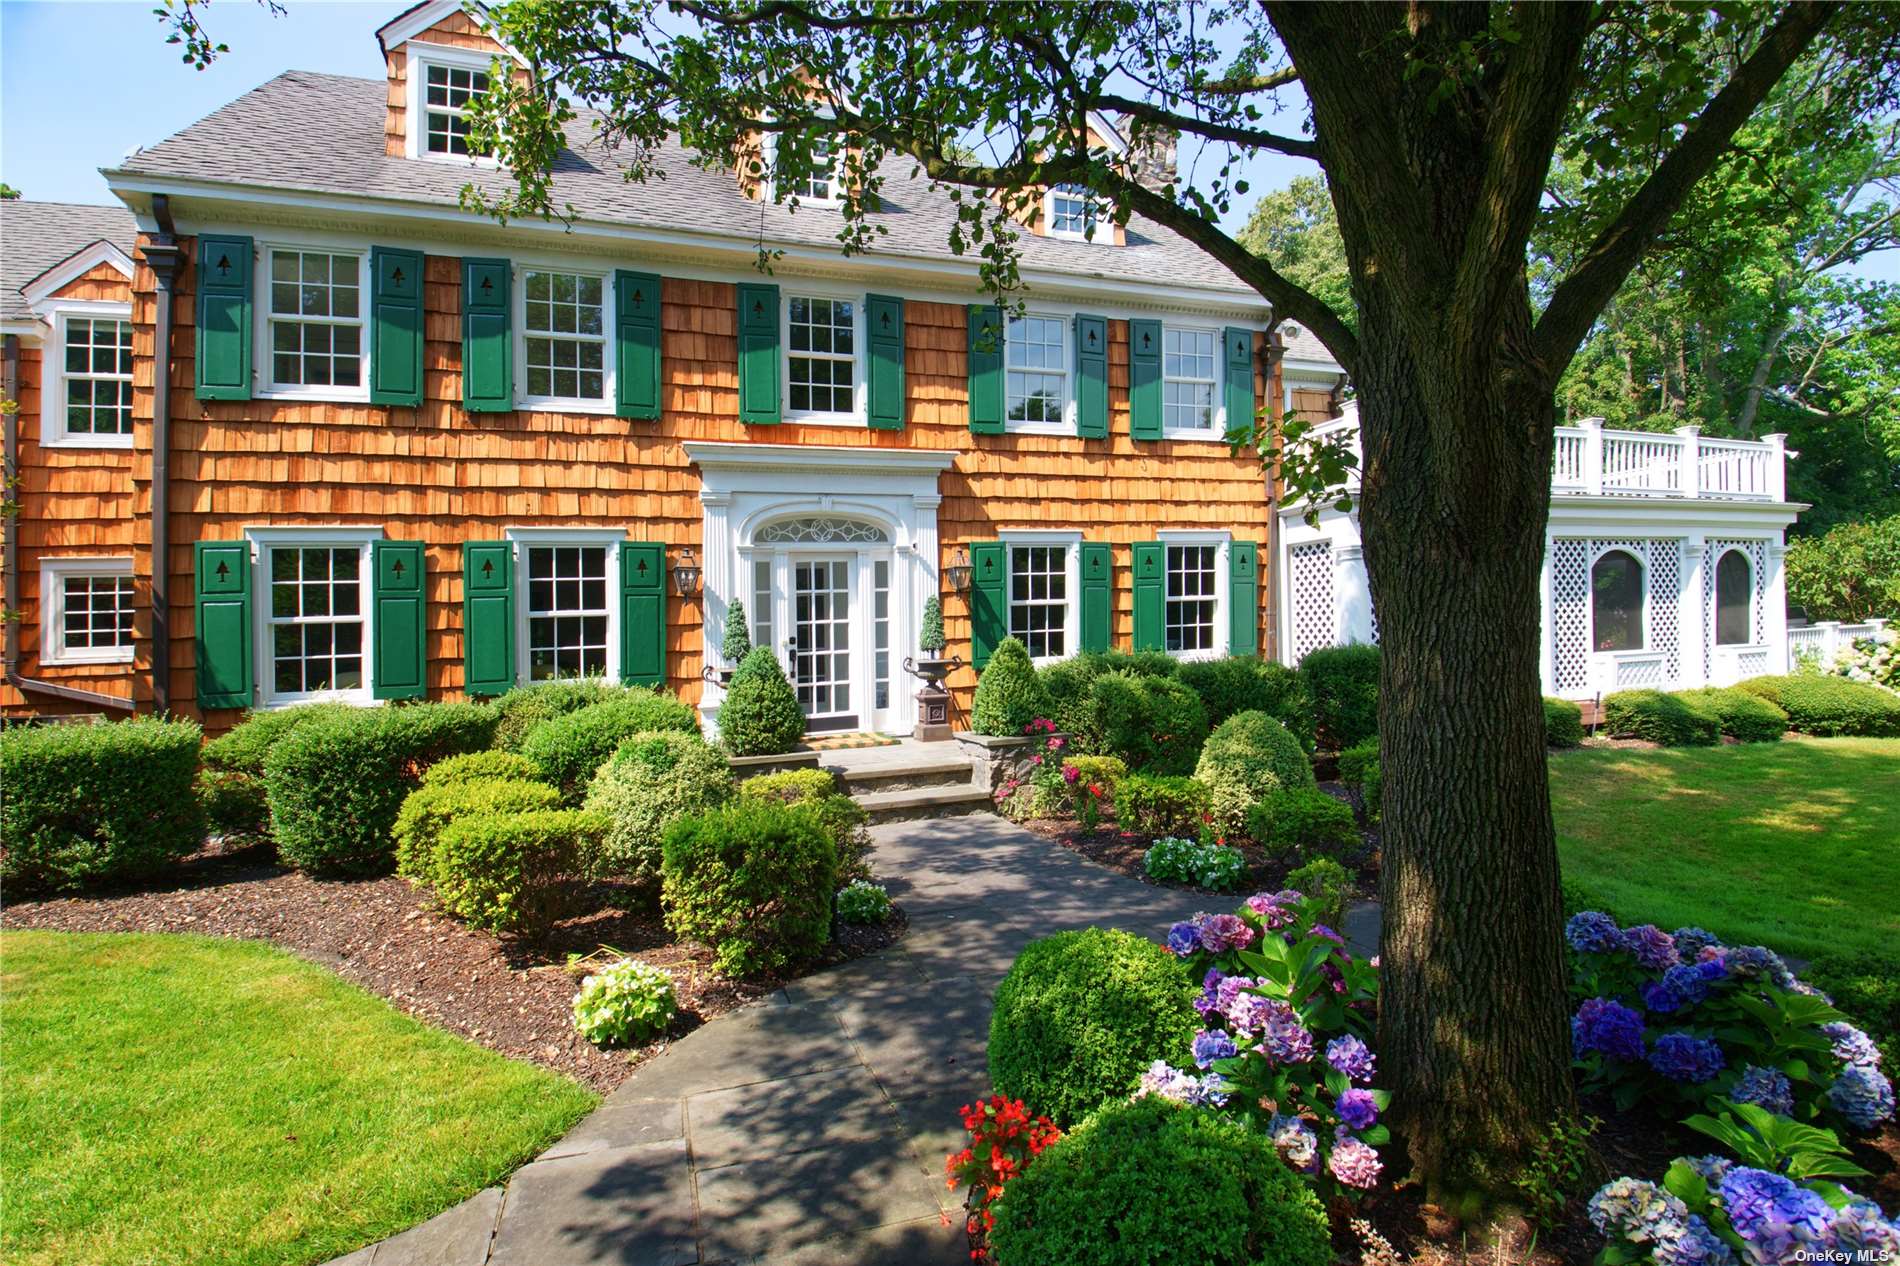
{"left": 1125, "top": 122, "right": 1178, "bottom": 195}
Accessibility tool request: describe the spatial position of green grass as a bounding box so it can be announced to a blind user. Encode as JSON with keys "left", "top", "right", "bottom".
{"left": 1553, "top": 736, "right": 1900, "bottom": 960}
{"left": 0, "top": 931, "right": 597, "bottom": 1266}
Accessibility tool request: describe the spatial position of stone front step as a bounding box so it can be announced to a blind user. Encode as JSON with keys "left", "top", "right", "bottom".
{"left": 822, "top": 754, "right": 976, "bottom": 797}
{"left": 853, "top": 783, "right": 994, "bottom": 824}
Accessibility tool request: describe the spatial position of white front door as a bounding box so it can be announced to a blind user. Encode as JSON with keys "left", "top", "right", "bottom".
{"left": 789, "top": 556, "right": 856, "bottom": 731}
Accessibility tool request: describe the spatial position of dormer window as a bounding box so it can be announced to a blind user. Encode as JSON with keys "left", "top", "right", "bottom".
{"left": 1045, "top": 184, "right": 1105, "bottom": 241}
{"left": 402, "top": 42, "right": 501, "bottom": 163}
{"left": 425, "top": 62, "right": 490, "bottom": 156}
{"left": 766, "top": 131, "right": 842, "bottom": 205}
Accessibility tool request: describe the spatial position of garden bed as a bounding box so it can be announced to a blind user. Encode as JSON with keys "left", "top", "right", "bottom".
{"left": 1, "top": 842, "right": 905, "bottom": 1094}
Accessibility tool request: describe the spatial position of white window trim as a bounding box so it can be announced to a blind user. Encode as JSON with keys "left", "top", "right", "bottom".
{"left": 1003, "top": 310, "right": 1076, "bottom": 437}
{"left": 514, "top": 264, "right": 616, "bottom": 413}
{"left": 245, "top": 528, "right": 382, "bottom": 708}
{"left": 39, "top": 556, "right": 135, "bottom": 665}
{"left": 1157, "top": 529, "right": 1231, "bottom": 662}
{"left": 782, "top": 288, "right": 866, "bottom": 426}
{"left": 1000, "top": 530, "right": 1082, "bottom": 666}
{"left": 1713, "top": 546, "right": 1757, "bottom": 649}
{"left": 254, "top": 241, "right": 372, "bottom": 402}
{"left": 40, "top": 302, "right": 135, "bottom": 449}
{"left": 1043, "top": 185, "right": 1110, "bottom": 243}
{"left": 1587, "top": 544, "right": 1649, "bottom": 654}
{"left": 1161, "top": 322, "right": 1224, "bottom": 441}
{"left": 505, "top": 527, "right": 626, "bottom": 685}
{"left": 403, "top": 40, "right": 502, "bottom": 167}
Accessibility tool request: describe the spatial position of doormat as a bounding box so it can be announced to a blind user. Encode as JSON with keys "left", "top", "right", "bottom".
{"left": 802, "top": 732, "right": 901, "bottom": 750}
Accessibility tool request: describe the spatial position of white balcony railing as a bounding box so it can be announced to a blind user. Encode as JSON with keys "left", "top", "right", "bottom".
{"left": 1304, "top": 410, "right": 1789, "bottom": 503}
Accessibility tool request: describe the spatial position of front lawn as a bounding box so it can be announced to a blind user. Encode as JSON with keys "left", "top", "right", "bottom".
{"left": 1552, "top": 736, "right": 1900, "bottom": 959}
{"left": 0, "top": 931, "right": 596, "bottom": 1266}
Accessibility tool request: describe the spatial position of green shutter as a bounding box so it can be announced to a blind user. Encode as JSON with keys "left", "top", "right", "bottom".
{"left": 1129, "top": 318, "right": 1162, "bottom": 441}
{"left": 1074, "top": 314, "right": 1108, "bottom": 439}
{"left": 866, "top": 293, "right": 905, "bottom": 430}
{"left": 461, "top": 258, "right": 512, "bottom": 413}
{"left": 969, "top": 541, "right": 1007, "bottom": 668}
{"left": 1131, "top": 541, "right": 1165, "bottom": 652}
{"left": 967, "top": 305, "right": 1004, "bottom": 434}
{"left": 615, "top": 270, "right": 662, "bottom": 420}
{"left": 736, "top": 283, "right": 780, "bottom": 425}
{"left": 1223, "top": 326, "right": 1255, "bottom": 437}
{"left": 194, "top": 540, "right": 252, "bottom": 708}
{"left": 461, "top": 541, "right": 514, "bottom": 697}
{"left": 195, "top": 235, "right": 252, "bottom": 401}
{"left": 1079, "top": 542, "right": 1112, "bottom": 654}
{"left": 619, "top": 542, "right": 666, "bottom": 687}
{"left": 1229, "top": 540, "right": 1259, "bottom": 657}
{"left": 370, "top": 247, "right": 425, "bottom": 407}
{"left": 372, "top": 539, "right": 427, "bottom": 700}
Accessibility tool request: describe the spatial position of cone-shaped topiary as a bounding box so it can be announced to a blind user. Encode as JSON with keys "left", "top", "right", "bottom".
{"left": 720, "top": 600, "right": 753, "bottom": 665}
{"left": 971, "top": 636, "right": 1052, "bottom": 736}
{"left": 720, "top": 646, "right": 805, "bottom": 756}
{"left": 919, "top": 595, "right": 946, "bottom": 654}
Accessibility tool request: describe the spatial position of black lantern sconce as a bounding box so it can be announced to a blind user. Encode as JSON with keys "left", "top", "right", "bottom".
{"left": 944, "top": 545, "right": 972, "bottom": 593}
{"left": 672, "top": 547, "right": 702, "bottom": 597}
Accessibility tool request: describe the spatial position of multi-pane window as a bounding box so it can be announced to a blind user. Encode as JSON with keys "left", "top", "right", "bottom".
{"left": 1009, "top": 545, "right": 1069, "bottom": 660}
{"left": 779, "top": 136, "right": 838, "bottom": 202}
{"left": 1006, "top": 316, "right": 1066, "bottom": 425}
{"left": 423, "top": 62, "right": 491, "bottom": 156}
{"left": 1165, "top": 544, "right": 1218, "bottom": 654}
{"left": 1715, "top": 550, "right": 1752, "bottom": 646}
{"left": 61, "top": 317, "right": 133, "bottom": 436}
{"left": 523, "top": 271, "right": 606, "bottom": 401}
{"left": 58, "top": 573, "right": 134, "bottom": 656}
{"left": 1163, "top": 327, "right": 1218, "bottom": 433}
{"left": 268, "top": 250, "right": 363, "bottom": 389}
{"left": 874, "top": 559, "right": 891, "bottom": 711}
{"left": 267, "top": 545, "right": 365, "bottom": 697}
{"left": 788, "top": 296, "right": 855, "bottom": 415}
{"left": 526, "top": 545, "right": 609, "bottom": 681}
{"left": 752, "top": 559, "right": 775, "bottom": 658}
{"left": 1047, "top": 184, "right": 1100, "bottom": 239}
{"left": 1591, "top": 550, "right": 1645, "bottom": 652}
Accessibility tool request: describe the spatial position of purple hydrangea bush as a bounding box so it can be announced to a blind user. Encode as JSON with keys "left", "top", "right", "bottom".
{"left": 1565, "top": 911, "right": 1894, "bottom": 1136}
{"left": 1160, "top": 889, "right": 1387, "bottom": 1197}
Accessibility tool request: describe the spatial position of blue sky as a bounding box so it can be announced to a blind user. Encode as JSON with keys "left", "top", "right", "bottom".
{"left": 1, "top": 1, "right": 1890, "bottom": 283}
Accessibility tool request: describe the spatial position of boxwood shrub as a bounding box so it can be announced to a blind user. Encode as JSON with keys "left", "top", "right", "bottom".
{"left": 432, "top": 808, "right": 608, "bottom": 936}
{"left": 491, "top": 679, "right": 622, "bottom": 752}
{"left": 1074, "top": 671, "right": 1209, "bottom": 776}
{"left": 394, "top": 776, "right": 562, "bottom": 881}
{"left": 661, "top": 800, "right": 839, "bottom": 977}
{"left": 197, "top": 767, "right": 269, "bottom": 841}
{"left": 1176, "top": 655, "right": 1317, "bottom": 749}
{"left": 1338, "top": 739, "right": 1383, "bottom": 824}
{"left": 520, "top": 688, "right": 699, "bottom": 798}
{"left": 971, "top": 637, "right": 1052, "bottom": 738}
{"left": 201, "top": 702, "right": 354, "bottom": 773}
{"left": 988, "top": 1096, "right": 1331, "bottom": 1266}
{"left": 583, "top": 730, "right": 734, "bottom": 885}
{"left": 987, "top": 927, "right": 1200, "bottom": 1127}
{"left": 1, "top": 716, "right": 205, "bottom": 891}
{"left": 1601, "top": 689, "right": 1720, "bottom": 746}
{"left": 1113, "top": 773, "right": 1210, "bottom": 838}
{"left": 263, "top": 702, "right": 496, "bottom": 874}
{"left": 1248, "top": 786, "right": 1358, "bottom": 861}
{"left": 1542, "top": 696, "right": 1584, "bottom": 748}
{"left": 1297, "top": 643, "right": 1380, "bottom": 749}
{"left": 718, "top": 646, "right": 805, "bottom": 757}
{"left": 736, "top": 767, "right": 870, "bottom": 879}
{"left": 1193, "top": 709, "right": 1313, "bottom": 837}
{"left": 1736, "top": 674, "right": 1900, "bottom": 737}
{"left": 1674, "top": 687, "right": 1788, "bottom": 743}
{"left": 422, "top": 749, "right": 544, "bottom": 788}
{"left": 1287, "top": 856, "right": 1352, "bottom": 928}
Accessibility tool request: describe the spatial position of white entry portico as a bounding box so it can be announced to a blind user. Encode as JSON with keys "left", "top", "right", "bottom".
{"left": 685, "top": 442, "right": 958, "bottom": 737}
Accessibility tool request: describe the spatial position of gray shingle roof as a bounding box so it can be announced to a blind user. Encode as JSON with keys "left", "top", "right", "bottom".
{"left": 113, "top": 70, "right": 1277, "bottom": 302}
{"left": 0, "top": 201, "right": 138, "bottom": 324}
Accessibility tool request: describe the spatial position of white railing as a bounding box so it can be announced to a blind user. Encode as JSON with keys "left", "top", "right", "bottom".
{"left": 1786, "top": 619, "right": 1890, "bottom": 671}
{"left": 1303, "top": 409, "right": 1788, "bottom": 504}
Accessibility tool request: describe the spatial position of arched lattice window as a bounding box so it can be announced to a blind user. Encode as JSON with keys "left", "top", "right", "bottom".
{"left": 1591, "top": 549, "right": 1645, "bottom": 652}
{"left": 1715, "top": 549, "right": 1752, "bottom": 646}
{"left": 754, "top": 516, "right": 890, "bottom": 545}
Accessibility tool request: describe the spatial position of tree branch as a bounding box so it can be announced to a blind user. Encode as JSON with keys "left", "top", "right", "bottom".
{"left": 1092, "top": 92, "right": 1319, "bottom": 160}
{"left": 1533, "top": 0, "right": 1840, "bottom": 377}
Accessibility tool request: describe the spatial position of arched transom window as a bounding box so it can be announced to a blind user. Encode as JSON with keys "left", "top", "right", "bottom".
{"left": 754, "top": 516, "right": 890, "bottom": 545}
{"left": 1591, "top": 549, "right": 1645, "bottom": 652}
{"left": 1715, "top": 549, "right": 1753, "bottom": 646}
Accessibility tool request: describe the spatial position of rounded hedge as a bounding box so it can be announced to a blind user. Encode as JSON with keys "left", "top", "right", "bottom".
{"left": 432, "top": 808, "right": 607, "bottom": 936}
{"left": 988, "top": 1095, "right": 1332, "bottom": 1266}
{"left": 1601, "top": 689, "right": 1719, "bottom": 746}
{"left": 202, "top": 702, "right": 355, "bottom": 774}
{"left": 583, "top": 730, "right": 734, "bottom": 885}
{"left": 1736, "top": 674, "right": 1900, "bottom": 737}
{"left": 1675, "top": 686, "right": 1788, "bottom": 743}
{"left": 1, "top": 716, "right": 205, "bottom": 891}
{"left": 394, "top": 776, "right": 562, "bottom": 881}
{"left": 661, "top": 799, "right": 839, "bottom": 977}
{"left": 491, "top": 679, "right": 623, "bottom": 753}
{"left": 1177, "top": 655, "right": 1317, "bottom": 748}
{"left": 1250, "top": 786, "right": 1359, "bottom": 862}
{"left": 422, "top": 750, "right": 544, "bottom": 788}
{"left": 1194, "top": 709, "right": 1314, "bottom": 837}
{"left": 520, "top": 688, "right": 699, "bottom": 798}
{"left": 1297, "top": 642, "right": 1380, "bottom": 749}
{"left": 1542, "top": 696, "right": 1585, "bottom": 748}
{"left": 1113, "top": 772, "right": 1211, "bottom": 838}
{"left": 735, "top": 768, "right": 870, "bottom": 879}
{"left": 987, "top": 927, "right": 1200, "bottom": 1127}
{"left": 972, "top": 637, "right": 1053, "bottom": 738}
{"left": 719, "top": 646, "right": 806, "bottom": 757}
{"left": 1081, "top": 672, "right": 1210, "bottom": 776}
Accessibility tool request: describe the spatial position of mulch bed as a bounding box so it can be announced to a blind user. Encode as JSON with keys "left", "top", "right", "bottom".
{"left": 2, "top": 842, "right": 905, "bottom": 1095}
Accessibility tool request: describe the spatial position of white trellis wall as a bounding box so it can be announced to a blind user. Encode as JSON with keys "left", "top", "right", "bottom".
{"left": 1288, "top": 541, "right": 1336, "bottom": 661}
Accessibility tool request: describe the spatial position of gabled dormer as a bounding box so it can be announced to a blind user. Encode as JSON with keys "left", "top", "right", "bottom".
{"left": 376, "top": 0, "right": 524, "bottom": 162}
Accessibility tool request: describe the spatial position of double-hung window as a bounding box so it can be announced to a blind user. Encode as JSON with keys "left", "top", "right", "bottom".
{"left": 423, "top": 61, "right": 491, "bottom": 156}
{"left": 1163, "top": 327, "right": 1219, "bottom": 435}
{"left": 521, "top": 269, "right": 607, "bottom": 405}
{"left": 1045, "top": 185, "right": 1103, "bottom": 241}
{"left": 1005, "top": 315, "right": 1068, "bottom": 429}
{"left": 525, "top": 543, "right": 611, "bottom": 681}
{"left": 1165, "top": 543, "right": 1220, "bottom": 655}
{"left": 264, "top": 541, "right": 368, "bottom": 701}
{"left": 266, "top": 248, "right": 366, "bottom": 393}
{"left": 40, "top": 558, "right": 134, "bottom": 665}
{"left": 786, "top": 295, "right": 857, "bottom": 418}
{"left": 774, "top": 132, "right": 841, "bottom": 203}
{"left": 1008, "top": 542, "right": 1073, "bottom": 662}
{"left": 55, "top": 313, "right": 133, "bottom": 441}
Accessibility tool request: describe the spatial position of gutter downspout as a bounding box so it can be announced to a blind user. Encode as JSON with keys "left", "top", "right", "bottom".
{"left": 145, "top": 195, "right": 184, "bottom": 715}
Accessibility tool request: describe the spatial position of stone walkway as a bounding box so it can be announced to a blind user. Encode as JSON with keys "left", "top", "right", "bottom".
{"left": 331, "top": 814, "right": 1380, "bottom": 1266}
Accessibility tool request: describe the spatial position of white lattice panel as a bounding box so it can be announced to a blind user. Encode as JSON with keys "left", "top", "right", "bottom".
{"left": 1737, "top": 649, "right": 1769, "bottom": 677}
{"left": 1289, "top": 542, "right": 1335, "bottom": 661}
{"left": 1703, "top": 538, "right": 1768, "bottom": 677}
{"left": 1653, "top": 546, "right": 1681, "bottom": 682}
{"left": 1552, "top": 537, "right": 1677, "bottom": 692}
{"left": 1616, "top": 655, "right": 1668, "bottom": 688}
